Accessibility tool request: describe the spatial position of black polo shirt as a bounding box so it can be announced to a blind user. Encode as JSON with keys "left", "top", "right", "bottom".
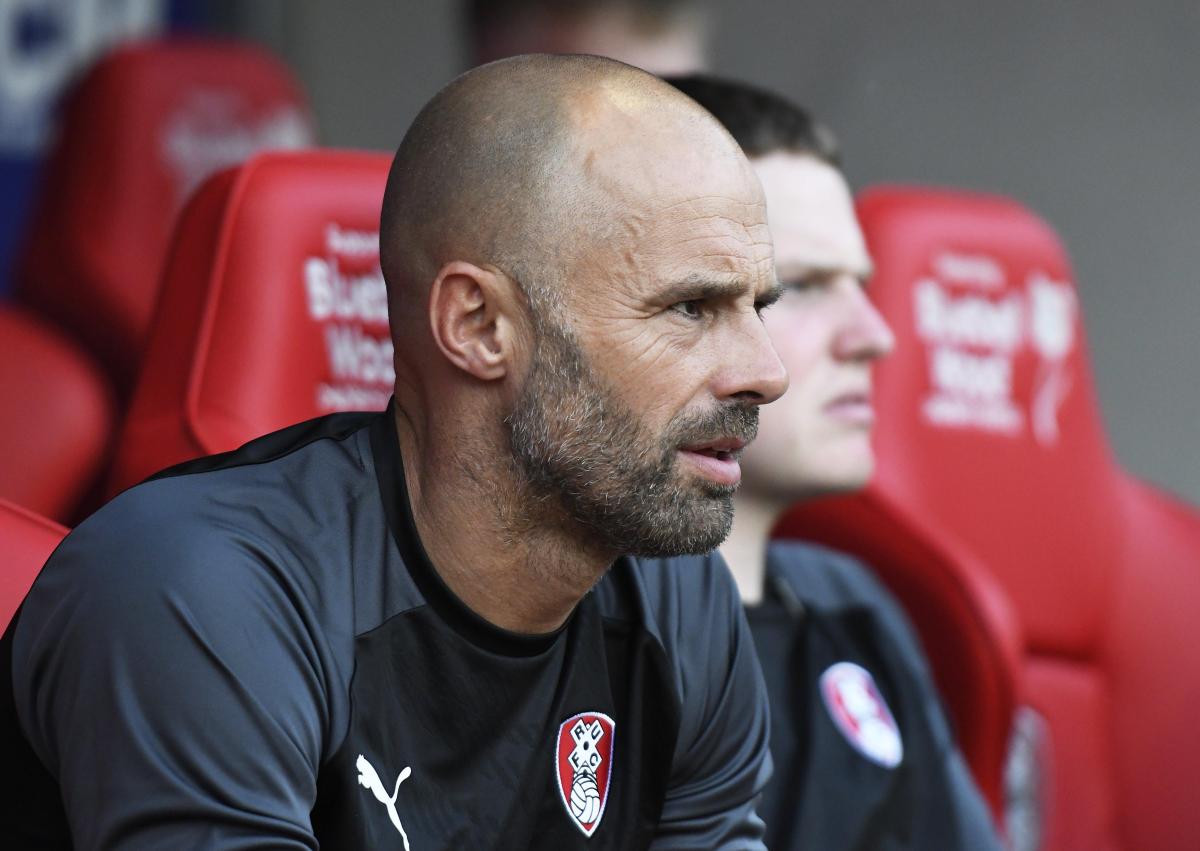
{"left": 2, "top": 406, "right": 770, "bottom": 849}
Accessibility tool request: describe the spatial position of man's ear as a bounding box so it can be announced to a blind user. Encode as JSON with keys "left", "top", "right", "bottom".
{"left": 428, "top": 261, "right": 523, "bottom": 381}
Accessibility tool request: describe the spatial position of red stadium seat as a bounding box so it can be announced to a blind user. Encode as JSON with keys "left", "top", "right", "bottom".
{"left": 776, "top": 187, "right": 1200, "bottom": 851}
{"left": 107, "top": 150, "right": 393, "bottom": 495}
{"left": 17, "top": 38, "right": 314, "bottom": 393}
{"left": 1102, "top": 477, "right": 1200, "bottom": 851}
{"left": 0, "top": 305, "right": 115, "bottom": 523}
{"left": 0, "top": 500, "right": 67, "bottom": 634}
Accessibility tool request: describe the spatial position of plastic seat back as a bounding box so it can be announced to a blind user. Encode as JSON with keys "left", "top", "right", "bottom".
{"left": 0, "top": 501, "right": 67, "bottom": 634}
{"left": 1102, "top": 474, "right": 1200, "bottom": 850}
{"left": 17, "top": 38, "right": 314, "bottom": 392}
{"left": 0, "top": 305, "right": 115, "bottom": 523}
{"left": 107, "top": 150, "right": 392, "bottom": 494}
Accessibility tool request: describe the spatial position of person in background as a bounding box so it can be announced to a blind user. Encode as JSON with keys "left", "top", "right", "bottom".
{"left": 668, "top": 74, "right": 1006, "bottom": 851}
{"left": 464, "top": 0, "right": 710, "bottom": 75}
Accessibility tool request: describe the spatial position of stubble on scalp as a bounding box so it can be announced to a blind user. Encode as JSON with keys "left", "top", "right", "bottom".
{"left": 380, "top": 54, "right": 629, "bottom": 334}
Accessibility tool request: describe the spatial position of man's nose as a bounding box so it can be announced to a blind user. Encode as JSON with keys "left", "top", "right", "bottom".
{"left": 834, "top": 284, "right": 895, "bottom": 362}
{"left": 720, "top": 312, "right": 789, "bottom": 406}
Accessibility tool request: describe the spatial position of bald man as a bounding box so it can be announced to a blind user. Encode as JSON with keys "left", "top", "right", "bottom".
{"left": 1, "top": 56, "right": 785, "bottom": 849}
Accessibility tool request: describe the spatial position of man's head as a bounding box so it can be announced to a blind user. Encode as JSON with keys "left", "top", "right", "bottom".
{"left": 669, "top": 75, "right": 895, "bottom": 501}
{"left": 382, "top": 55, "right": 786, "bottom": 558}
{"left": 464, "top": 0, "right": 709, "bottom": 74}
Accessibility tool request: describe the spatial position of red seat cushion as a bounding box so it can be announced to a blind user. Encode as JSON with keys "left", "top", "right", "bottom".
{"left": 0, "top": 500, "right": 67, "bottom": 633}
{"left": 107, "top": 150, "right": 393, "bottom": 494}
{"left": 1102, "top": 475, "right": 1200, "bottom": 849}
{"left": 17, "top": 38, "right": 314, "bottom": 391}
{"left": 0, "top": 305, "right": 115, "bottom": 522}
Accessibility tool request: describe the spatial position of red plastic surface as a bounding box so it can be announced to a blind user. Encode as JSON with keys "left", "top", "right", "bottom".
{"left": 108, "top": 150, "right": 393, "bottom": 494}
{"left": 1102, "top": 475, "right": 1200, "bottom": 850}
{"left": 17, "top": 38, "right": 314, "bottom": 392}
{"left": 0, "top": 306, "right": 115, "bottom": 522}
{"left": 849, "top": 188, "right": 1122, "bottom": 655}
{"left": 0, "top": 500, "right": 67, "bottom": 633}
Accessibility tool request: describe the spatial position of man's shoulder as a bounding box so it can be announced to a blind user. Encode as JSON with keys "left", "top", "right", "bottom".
{"left": 105, "top": 409, "right": 379, "bottom": 546}
{"left": 766, "top": 539, "right": 895, "bottom": 612}
{"left": 138, "top": 409, "right": 378, "bottom": 494}
{"left": 766, "top": 539, "right": 932, "bottom": 675}
{"left": 24, "top": 411, "right": 385, "bottom": 632}
{"left": 601, "top": 552, "right": 769, "bottom": 840}
{"left": 592, "top": 552, "right": 750, "bottom": 715}
{"left": 599, "top": 551, "right": 742, "bottom": 640}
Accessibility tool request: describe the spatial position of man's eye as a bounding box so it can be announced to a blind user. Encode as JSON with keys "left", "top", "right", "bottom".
{"left": 670, "top": 300, "right": 704, "bottom": 319}
{"left": 785, "top": 277, "right": 824, "bottom": 293}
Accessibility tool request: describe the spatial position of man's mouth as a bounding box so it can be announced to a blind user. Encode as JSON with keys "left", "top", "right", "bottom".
{"left": 682, "top": 437, "right": 747, "bottom": 460}
{"left": 824, "top": 391, "right": 875, "bottom": 426}
{"left": 678, "top": 438, "right": 748, "bottom": 486}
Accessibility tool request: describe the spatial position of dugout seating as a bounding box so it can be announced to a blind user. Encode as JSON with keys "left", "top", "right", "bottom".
{"left": 776, "top": 187, "right": 1200, "bottom": 851}
{"left": 0, "top": 306, "right": 115, "bottom": 524}
{"left": 106, "top": 150, "right": 393, "bottom": 495}
{"left": 16, "top": 38, "right": 314, "bottom": 395}
{"left": 0, "top": 500, "right": 67, "bottom": 634}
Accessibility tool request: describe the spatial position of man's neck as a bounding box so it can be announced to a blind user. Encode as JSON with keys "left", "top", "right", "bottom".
{"left": 719, "top": 489, "right": 787, "bottom": 606}
{"left": 394, "top": 405, "right": 614, "bottom": 635}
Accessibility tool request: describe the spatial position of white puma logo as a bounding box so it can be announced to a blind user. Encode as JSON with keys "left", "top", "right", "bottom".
{"left": 356, "top": 753, "right": 413, "bottom": 850}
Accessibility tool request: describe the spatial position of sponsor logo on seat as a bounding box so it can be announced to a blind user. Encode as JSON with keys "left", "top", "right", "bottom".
{"left": 164, "top": 90, "right": 310, "bottom": 205}
{"left": 304, "top": 223, "right": 394, "bottom": 413}
{"left": 913, "top": 251, "right": 1078, "bottom": 447}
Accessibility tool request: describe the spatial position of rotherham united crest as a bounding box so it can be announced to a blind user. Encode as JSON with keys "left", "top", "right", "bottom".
{"left": 555, "top": 712, "right": 615, "bottom": 837}
{"left": 819, "top": 661, "right": 904, "bottom": 769}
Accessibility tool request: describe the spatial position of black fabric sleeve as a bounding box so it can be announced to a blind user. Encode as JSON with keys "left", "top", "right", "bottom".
{"left": 825, "top": 550, "right": 1003, "bottom": 850}
{"left": 771, "top": 542, "right": 1004, "bottom": 851}
{"left": 11, "top": 489, "right": 334, "bottom": 849}
{"left": 648, "top": 554, "right": 771, "bottom": 849}
{"left": 862, "top": 571, "right": 1005, "bottom": 851}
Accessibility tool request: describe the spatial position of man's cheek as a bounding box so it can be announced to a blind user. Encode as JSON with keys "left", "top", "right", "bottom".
{"left": 598, "top": 331, "right": 693, "bottom": 392}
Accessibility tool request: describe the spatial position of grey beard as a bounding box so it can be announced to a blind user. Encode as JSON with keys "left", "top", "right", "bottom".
{"left": 506, "top": 317, "right": 756, "bottom": 557}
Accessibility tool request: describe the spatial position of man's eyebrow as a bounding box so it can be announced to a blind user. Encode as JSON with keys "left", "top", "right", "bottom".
{"left": 778, "top": 261, "right": 875, "bottom": 287}
{"left": 662, "top": 276, "right": 744, "bottom": 302}
{"left": 658, "top": 275, "right": 749, "bottom": 303}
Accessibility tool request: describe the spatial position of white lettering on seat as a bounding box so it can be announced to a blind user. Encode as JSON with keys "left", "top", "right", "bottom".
{"left": 304, "top": 257, "right": 389, "bottom": 325}
{"left": 914, "top": 279, "right": 1023, "bottom": 352}
{"left": 324, "top": 324, "right": 395, "bottom": 385}
{"left": 933, "top": 251, "right": 1007, "bottom": 290}
{"left": 325, "top": 224, "right": 379, "bottom": 258}
{"left": 912, "top": 264, "right": 1078, "bottom": 444}
{"left": 302, "top": 222, "right": 394, "bottom": 413}
{"left": 163, "top": 95, "right": 311, "bottom": 206}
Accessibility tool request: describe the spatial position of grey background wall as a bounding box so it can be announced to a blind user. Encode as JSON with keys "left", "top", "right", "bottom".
{"left": 226, "top": 0, "right": 1200, "bottom": 503}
